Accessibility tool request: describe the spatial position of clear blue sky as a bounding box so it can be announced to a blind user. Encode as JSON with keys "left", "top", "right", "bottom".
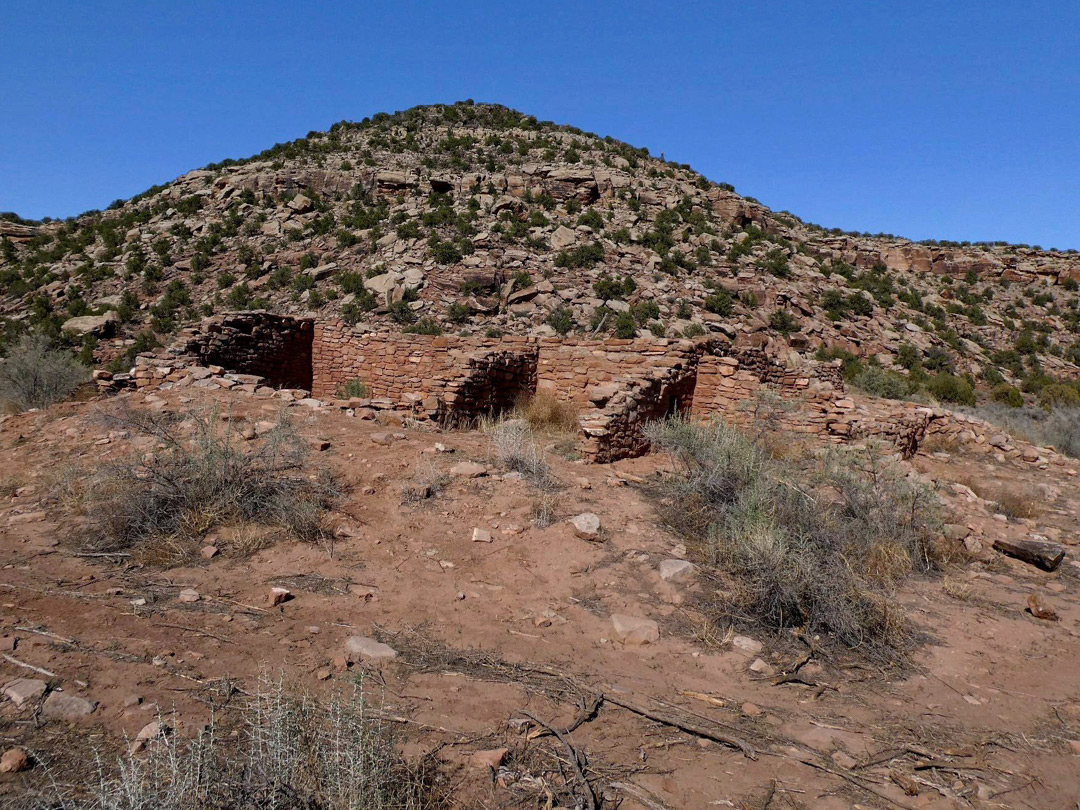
{"left": 2, "top": 2, "right": 1077, "bottom": 248}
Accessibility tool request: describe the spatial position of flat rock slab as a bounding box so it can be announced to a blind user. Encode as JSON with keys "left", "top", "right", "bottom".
{"left": 731, "top": 635, "right": 764, "bottom": 654}
{"left": 42, "top": 693, "right": 96, "bottom": 718}
{"left": 658, "top": 559, "right": 696, "bottom": 582}
{"left": 568, "top": 512, "right": 602, "bottom": 541}
{"left": 344, "top": 636, "right": 398, "bottom": 662}
{"left": 3, "top": 678, "right": 47, "bottom": 708}
{"left": 611, "top": 614, "right": 659, "bottom": 646}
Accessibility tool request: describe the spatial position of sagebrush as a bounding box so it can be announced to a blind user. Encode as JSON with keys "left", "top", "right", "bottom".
{"left": 19, "top": 676, "right": 439, "bottom": 810}
{"left": 646, "top": 417, "right": 944, "bottom": 659}
{"left": 80, "top": 406, "right": 339, "bottom": 558}
{"left": 0, "top": 332, "right": 89, "bottom": 411}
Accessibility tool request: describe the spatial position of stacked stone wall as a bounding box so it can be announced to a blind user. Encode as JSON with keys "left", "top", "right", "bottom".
{"left": 175, "top": 312, "right": 313, "bottom": 390}
{"left": 160, "top": 313, "right": 961, "bottom": 461}
{"left": 311, "top": 323, "right": 538, "bottom": 419}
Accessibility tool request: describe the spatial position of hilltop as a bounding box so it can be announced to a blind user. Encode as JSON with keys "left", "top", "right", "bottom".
{"left": 3, "top": 101, "right": 1080, "bottom": 411}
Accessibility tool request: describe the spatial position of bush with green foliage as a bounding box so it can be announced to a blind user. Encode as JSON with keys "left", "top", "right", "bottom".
{"left": 554, "top": 242, "right": 604, "bottom": 269}
{"left": 592, "top": 273, "right": 636, "bottom": 300}
{"left": 545, "top": 305, "right": 574, "bottom": 335}
{"left": 402, "top": 317, "right": 443, "bottom": 335}
{"left": 768, "top": 309, "right": 800, "bottom": 335}
{"left": 926, "top": 373, "right": 976, "bottom": 406}
{"left": 990, "top": 383, "right": 1024, "bottom": 407}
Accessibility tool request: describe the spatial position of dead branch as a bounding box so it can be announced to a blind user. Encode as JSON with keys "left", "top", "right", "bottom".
{"left": 521, "top": 709, "right": 598, "bottom": 810}
{"left": 602, "top": 692, "right": 757, "bottom": 759}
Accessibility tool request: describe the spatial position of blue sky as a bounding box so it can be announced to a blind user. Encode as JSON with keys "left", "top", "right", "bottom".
{"left": 2, "top": 2, "right": 1077, "bottom": 248}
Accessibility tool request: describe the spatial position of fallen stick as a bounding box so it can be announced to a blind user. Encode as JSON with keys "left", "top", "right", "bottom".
{"left": 603, "top": 692, "right": 757, "bottom": 759}
{"left": 2, "top": 653, "right": 56, "bottom": 678}
{"left": 156, "top": 623, "right": 236, "bottom": 644}
{"left": 521, "top": 709, "right": 598, "bottom": 810}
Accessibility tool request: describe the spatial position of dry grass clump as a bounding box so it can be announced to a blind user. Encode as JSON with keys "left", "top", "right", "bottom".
{"left": 646, "top": 417, "right": 944, "bottom": 660}
{"left": 989, "top": 487, "right": 1040, "bottom": 520}
{"left": 483, "top": 416, "right": 554, "bottom": 488}
{"left": 401, "top": 460, "right": 449, "bottom": 504}
{"left": 0, "top": 332, "right": 89, "bottom": 411}
{"left": 965, "top": 402, "right": 1080, "bottom": 458}
{"left": 21, "top": 676, "right": 440, "bottom": 810}
{"left": 957, "top": 475, "right": 1040, "bottom": 519}
{"left": 513, "top": 389, "right": 579, "bottom": 435}
{"left": 80, "top": 407, "right": 338, "bottom": 560}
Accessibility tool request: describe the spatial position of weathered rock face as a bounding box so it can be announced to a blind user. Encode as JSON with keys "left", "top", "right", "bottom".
{"left": 62, "top": 311, "right": 118, "bottom": 337}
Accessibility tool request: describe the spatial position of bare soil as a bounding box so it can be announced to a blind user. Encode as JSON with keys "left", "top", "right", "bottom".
{"left": 1, "top": 386, "right": 1078, "bottom": 809}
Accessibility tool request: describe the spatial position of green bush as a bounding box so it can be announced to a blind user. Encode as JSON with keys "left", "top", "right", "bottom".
{"left": 926, "top": 373, "right": 976, "bottom": 406}
{"left": 555, "top": 242, "right": 604, "bottom": 269}
{"left": 1039, "top": 382, "right": 1080, "bottom": 410}
{"left": 704, "top": 288, "right": 734, "bottom": 316}
{"left": 592, "top": 273, "right": 636, "bottom": 300}
{"left": 852, "top": 366, "right": 912, "bottom": 400}
{"left": 402, "top": 317, "right": 443, "bottom": 335}
{"left": 545, "top": 305, "right": 574, "bottom": 335}
{"left": 613, "top": 310, "right": 637, "bottom": 339}
{"left": 768, "top": 309, "right": 800, "bottom": 335}
{"left": 990, "top": 383, "right": 1024, "bottom": 407}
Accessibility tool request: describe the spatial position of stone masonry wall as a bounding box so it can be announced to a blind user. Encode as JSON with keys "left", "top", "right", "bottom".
{"left": 311, "top": 322, "right": 537, "bottom": 419}
{"left": 161, "top": 313, "right": 957, "bottom": 461}
{"left": 175, "top": 312, "right": 314, "bottom": 390}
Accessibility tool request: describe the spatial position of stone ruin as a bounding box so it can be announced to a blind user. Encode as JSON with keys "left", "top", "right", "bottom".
{"left": 110, "top": 311, "right": 986, "bottom": 462}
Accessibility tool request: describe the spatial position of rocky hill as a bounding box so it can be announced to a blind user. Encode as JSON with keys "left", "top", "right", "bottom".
{"left": 4, "top": 101, "right": 1080, "bottom": 407}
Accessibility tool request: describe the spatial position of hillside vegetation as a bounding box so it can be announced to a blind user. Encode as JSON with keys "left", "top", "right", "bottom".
{"left": 3, "top": 101, "right": 1080, "bottom": 411}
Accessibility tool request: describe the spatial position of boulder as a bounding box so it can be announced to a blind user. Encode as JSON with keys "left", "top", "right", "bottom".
{"left": 550, "top": 225, "right": 577, "bottom": 250}
{"left": 568, "top": 513, "right": 601, "bottom": 540}
{"left": 42, "top": 693, "right": 96, "bottom": 718}
{"left": 610, "top": 614, "right": 660, "bottom": 646}
{"left": 61, "top": 311, "right": 118, "bottom": 337}
{"left": 658, "top": 559, "right": 696, "bottom": 582}
{"left": 0, "top": 748, "right": 29, "bottom": 774}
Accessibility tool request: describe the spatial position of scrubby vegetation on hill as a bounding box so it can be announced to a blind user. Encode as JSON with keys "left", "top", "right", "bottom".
{"left": 2, "top": 101, "right": 1080, "bottom": 416}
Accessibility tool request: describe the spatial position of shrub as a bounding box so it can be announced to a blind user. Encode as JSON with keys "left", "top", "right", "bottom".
{"left": 445, "top": 301, "right": 471, "bottom": 323}
{"left": 36, "top": 676, "right": 437, "bottom": 810}
{"left": 82, "top": 408, "right": 339, "bottom": 558}
{"left": 484, "top": 418, "right": 553, "bottom": 488}
{"left": 926, "top": 373, "right": 976, "bottom": 406}
{"left": 613, "top": 310, "right": 637, "bottom": 338}
{"left": 646, "top": 418, "right": 942, "bottom": 659}
{"left": 546, "top": 305, "right": 574, "bottom": 335}
{"left": 990, "top": 383, "right": 1024, "bottom": 408}
{"left": 429, "top": 239, "right": 462, "bottom": 265}
{"left": 630, "top": 300, "right": 660, "bottom": 325}
{"left": 336, "top": 379, "right": 372, "bottom": 399}
{"left": 555, "top": 242, "right": 604, "bottom": 269}
{"left": 1038, "top": 382, "right": 1080, "bottom": 410}
{"left": 514, "top": 389, "right": 579, "bottom": 434}
{"left": 852, "top": 366, "right": 912, "bottom": 400}
{"left": 768, "top": 309, "right": 800, "bottom": 336}
{"left": 592, "top": 273, "right": 636, "bottom": 300}
{"left": 704, "top": 288, "right": 734, "bottom": 316}
{"left": 402, "top": 317, "right": 443, "bottom": 335}
{"left": 0, "top": 333, "right": 88, "bottom": 411}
